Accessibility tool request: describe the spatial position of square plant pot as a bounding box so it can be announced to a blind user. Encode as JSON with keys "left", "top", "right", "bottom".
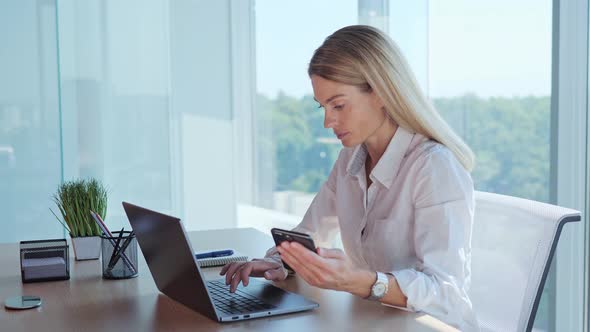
{"left": 71, "top": 236, "right": 101, "bottom": 260}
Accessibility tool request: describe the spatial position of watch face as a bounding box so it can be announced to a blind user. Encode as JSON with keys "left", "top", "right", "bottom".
{"left": 374, "top": 283, "right": 386, "bottom": 296}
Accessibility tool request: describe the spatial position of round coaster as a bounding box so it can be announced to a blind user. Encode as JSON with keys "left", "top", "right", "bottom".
{"left": 4, "top": 296, "right": 42, "bottom": 310}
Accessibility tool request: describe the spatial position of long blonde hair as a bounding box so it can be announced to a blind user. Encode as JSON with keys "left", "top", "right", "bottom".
{"left": 308, "top": 25, "right": 475, "bottom": 172}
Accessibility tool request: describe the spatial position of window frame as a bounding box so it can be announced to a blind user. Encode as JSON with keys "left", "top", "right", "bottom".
{"left": 552, "top": 0, "right": 589, "bottom": 331}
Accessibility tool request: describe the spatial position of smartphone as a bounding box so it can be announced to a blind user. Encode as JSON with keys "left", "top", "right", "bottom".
{"left": 270, "top": 228, "right": 317, "bottom": 271}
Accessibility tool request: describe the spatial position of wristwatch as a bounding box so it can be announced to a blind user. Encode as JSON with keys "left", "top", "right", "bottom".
{"left": 366, "top": 271, "right": 389, "bottom": 301}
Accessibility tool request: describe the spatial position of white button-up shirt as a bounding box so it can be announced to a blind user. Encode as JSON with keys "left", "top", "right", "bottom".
{"left": 267, "top": 126, "right": 479, "bottom": 331}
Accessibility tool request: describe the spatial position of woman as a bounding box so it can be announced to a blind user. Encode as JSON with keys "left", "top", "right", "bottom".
{"left": 221, "top": 25, "right": 479, "bottom": 331}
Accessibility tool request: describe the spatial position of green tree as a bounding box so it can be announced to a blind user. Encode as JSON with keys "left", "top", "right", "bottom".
{"left": 262, "top": 92, "right": 551, "bottom": 203}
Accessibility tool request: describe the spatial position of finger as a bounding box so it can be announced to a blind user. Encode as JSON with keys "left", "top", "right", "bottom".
{"left": 282, "top": 251, "right": 318, "bottom": 285}
{"left": 289, "top": 243, "right": 342, "bottom": 278}
{"left": 287, "top": 242, "right": 327, "bottom": 269}
{"left": 223, "top": 262, "right": 238, "bottom": 284}
{"left": 249, "top": 260, "right": 281, "bottom": 277}
{"left": 279, "top": 244, "right": 321, "bottom": 284}
{"left": 220, "top": 262, "right": 232, "bottom": 275}
{"left": 229, "top": 264, "right": 248, "bottom": 293}
{"left": 264, "top": 267, "right": 288, "bottom": 281}
{"left": 317, "top": 247, "right": 345, "bottom": 259}
{"left": 239, "top": 263, "right": 254, "bottom": 287}
{"left": 224, "top": 262, "right": 245, "bottom": 285}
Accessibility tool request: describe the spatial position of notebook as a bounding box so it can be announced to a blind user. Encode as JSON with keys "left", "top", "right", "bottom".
{"left": 195, "top": 251, "right": 248, "bottom": 268}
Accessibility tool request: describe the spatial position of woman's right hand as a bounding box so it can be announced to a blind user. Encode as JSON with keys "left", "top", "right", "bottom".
{"left": 219, "top": 259, "right": 288, "bottom": 293}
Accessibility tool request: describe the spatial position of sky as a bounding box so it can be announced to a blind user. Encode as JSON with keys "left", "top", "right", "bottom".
{"left": 255, "top": 0, "right": 552, "bottom": 99}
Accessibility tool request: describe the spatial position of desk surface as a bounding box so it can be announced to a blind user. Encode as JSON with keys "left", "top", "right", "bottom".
{"left": 0, "top": 228, "right": 456, "bottom": 331}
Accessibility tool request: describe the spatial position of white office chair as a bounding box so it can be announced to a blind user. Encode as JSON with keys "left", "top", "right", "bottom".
{"left": 469, "top": 191, "right": 581, "bottom": 332}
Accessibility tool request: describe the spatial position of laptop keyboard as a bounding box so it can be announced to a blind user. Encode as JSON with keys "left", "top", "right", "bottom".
{"left": 207, "top": 280, "right": 276, "bottom": 316}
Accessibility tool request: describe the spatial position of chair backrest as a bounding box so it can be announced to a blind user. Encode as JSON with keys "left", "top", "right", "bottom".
{"left": 469, "top": 191, "right": 581, "bottom": 332}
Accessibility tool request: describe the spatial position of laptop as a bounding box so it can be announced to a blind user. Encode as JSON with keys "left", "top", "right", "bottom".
{"left": 122, "top": 202, "right": 319, "bottom": 322}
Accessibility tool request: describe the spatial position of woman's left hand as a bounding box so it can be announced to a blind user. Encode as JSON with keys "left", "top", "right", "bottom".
{"left": 276, "top": 241, "right": 374, "bottom": 297}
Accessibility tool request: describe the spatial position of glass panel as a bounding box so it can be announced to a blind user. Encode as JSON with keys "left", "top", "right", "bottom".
{"left": 1, "top": 0, "right": 238, "bottom": 238}
{"left": 429, "top": 1, "right": 552, "bottom": 203}
{"left": 56, "top": 0, "right": 175, "bottom": 231}
{"left": 57, "top": 0, "right": 238, "bottom": 231}
{"left": 428, "top": 2, "right": 553, "bottom": 330}
{"left": 248, "top": 0, "right": 357, "bottom": 234}
{"left": 0, "top": 0, "right": 63, "bottom": 242}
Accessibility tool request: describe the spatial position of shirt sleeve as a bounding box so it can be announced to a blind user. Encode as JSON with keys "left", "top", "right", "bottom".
{"left": 265, "top": 150, "right": 342, "bottom": 260}
{"left": 389, "top": 146, "right": 479, "bottom": 331}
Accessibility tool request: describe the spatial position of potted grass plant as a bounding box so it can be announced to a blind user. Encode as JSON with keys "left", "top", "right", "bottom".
{"left": 50, "top": 178, "right": 108, "bottom": 260}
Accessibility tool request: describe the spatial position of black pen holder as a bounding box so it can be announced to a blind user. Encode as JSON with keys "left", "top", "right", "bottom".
{"left": 20, "top": 239, "right": 70, "bottom": 283}
{"left": 101, "top": 231, "right": 138, "bottom": 279}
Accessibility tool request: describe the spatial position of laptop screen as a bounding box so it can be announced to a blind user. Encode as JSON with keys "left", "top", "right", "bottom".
{"left": 122, "top": 202, "right": 218, "bottom": 320}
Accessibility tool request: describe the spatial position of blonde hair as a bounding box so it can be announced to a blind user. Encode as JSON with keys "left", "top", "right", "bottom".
{"left": 308, "top": 25, "right": 475, "bottom": 172}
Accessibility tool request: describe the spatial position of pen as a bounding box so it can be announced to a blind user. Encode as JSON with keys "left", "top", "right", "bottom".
{"left": 90, "top": 210, "right": 137, "bottom": 273}
{"left": 195, "top": 249, "right": 234, "bottom": 260}
{"left": 107, "top": 231, "right": 136, "bottom": 273}
{"left": 106, "top": 228, "right": 125, "bottom": 271}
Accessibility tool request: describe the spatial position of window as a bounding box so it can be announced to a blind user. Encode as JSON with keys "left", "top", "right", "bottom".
{"left": 429, "top": 1, "right": 552, "bottom": 203}
{"left": 0, "top": 0, "right": 63, "bottom": 242}
{"left": 428, "top": 1, "right": 553, "bottom": 330}
{"left": 241, "top": 0, "right": 358, "bottom": 233}
{"left": 249, "top": 1, "right": 558, "bottom": 330}
{"left": 0, "top": 0, "right": 240, "bottom": 243}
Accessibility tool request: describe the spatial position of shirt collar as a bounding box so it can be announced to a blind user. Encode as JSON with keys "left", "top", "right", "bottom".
{"left": 346, "top": 126, "right": 418, "bottom": 189}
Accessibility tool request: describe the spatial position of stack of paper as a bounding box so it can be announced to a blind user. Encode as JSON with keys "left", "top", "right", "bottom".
{"left": 22, "top": 257, "right": 67, "bottom": 280}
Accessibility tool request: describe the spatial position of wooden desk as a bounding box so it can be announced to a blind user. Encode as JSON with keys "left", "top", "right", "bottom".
{"left": 0, "top": 228, "right": 456, "bottom": 331}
